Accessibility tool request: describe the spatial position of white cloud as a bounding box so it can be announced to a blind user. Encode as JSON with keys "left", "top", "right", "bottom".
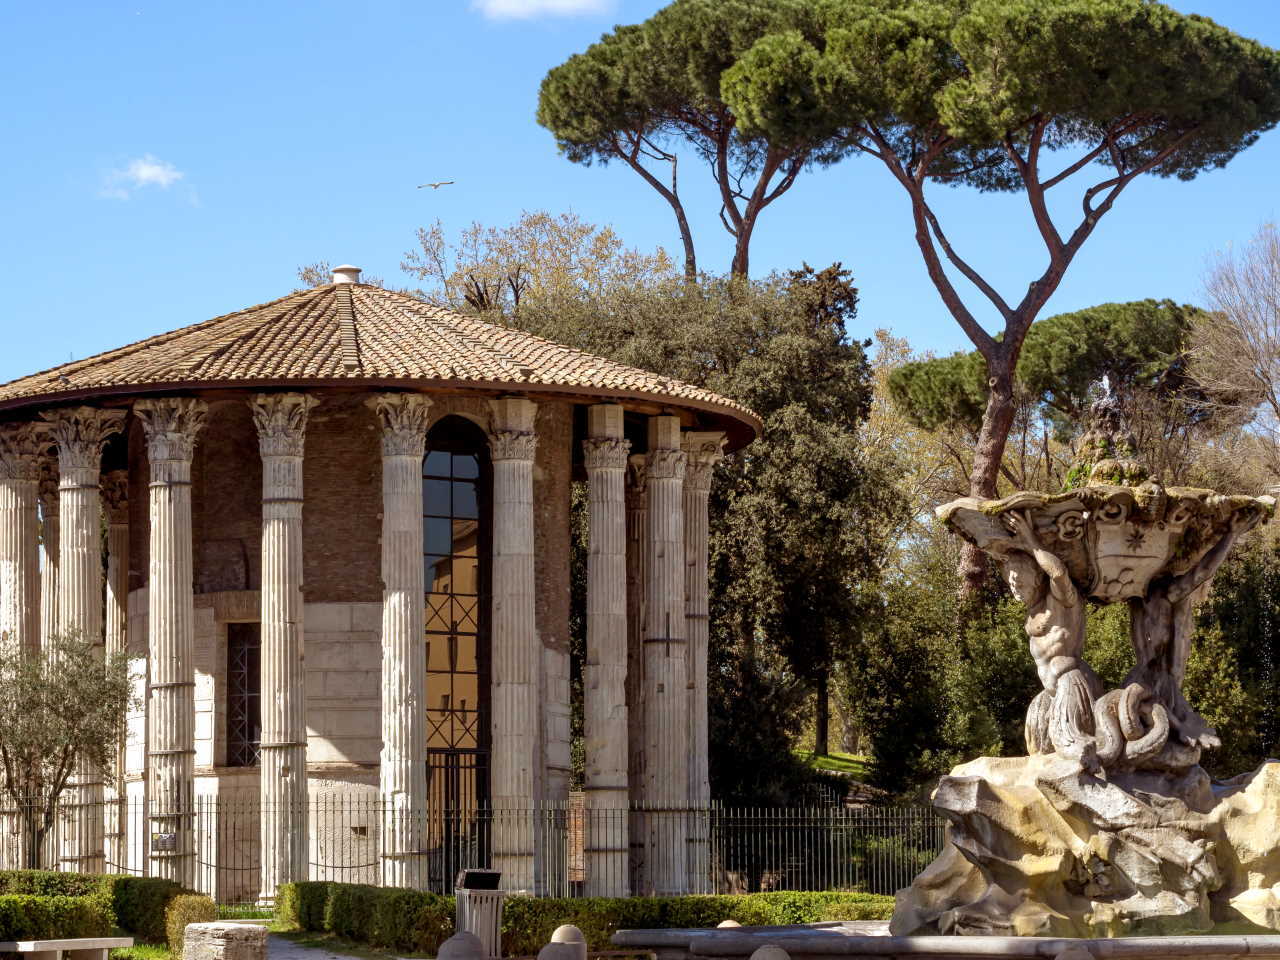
{"left": 472, "top": 0, "right": 613, "bottom": 20}
{"left": 101, "top": 154, "right": 185, "bottom": 200}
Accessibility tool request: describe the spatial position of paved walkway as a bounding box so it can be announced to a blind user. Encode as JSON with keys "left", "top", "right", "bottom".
{"left": 266, "top": 934, "right": 375, "bottom": 960}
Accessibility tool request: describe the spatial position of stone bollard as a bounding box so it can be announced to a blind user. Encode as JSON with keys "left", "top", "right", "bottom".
{"left": 439, "top": 931, "right": 486, "bottom": 960}
{"left": 536, "top": 925, "right": 587, "bottom": 960}
{"left": 716, "top": 920, "right": 742, "bottom": 928}
{"left": 748, "top": 946, "right": 790, "bottom": 960}
{"left": 183, "top": 923, "right": 268, "bottom": 960}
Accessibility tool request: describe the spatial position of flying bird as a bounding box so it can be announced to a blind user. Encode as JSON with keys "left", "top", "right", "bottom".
{"left": 418, "top": 180, "right": 455, "bottom": 189}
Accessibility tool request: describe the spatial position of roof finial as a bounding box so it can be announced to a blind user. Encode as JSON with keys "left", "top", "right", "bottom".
{"left": 331, "top": 264, "right": 361, "bottom": 284}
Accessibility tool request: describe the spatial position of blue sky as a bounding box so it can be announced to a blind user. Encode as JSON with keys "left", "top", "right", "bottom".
{"left": 2, "top": 0, "right": 1277, "bottom": 385}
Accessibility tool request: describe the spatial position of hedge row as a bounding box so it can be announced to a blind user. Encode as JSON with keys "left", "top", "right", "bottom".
{"left": 275, "top": 882, "right": 895, "bottom": 955}
{"left": 0, "top": 893, "right": 112, "bottom": 941}
{"left": 0, "top": 871, "right": 211, "bottom": 947}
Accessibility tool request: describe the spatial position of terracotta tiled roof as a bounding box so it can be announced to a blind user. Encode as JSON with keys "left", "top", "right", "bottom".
{"left": 0, "top": 282, "right": 760, "bottom": 445}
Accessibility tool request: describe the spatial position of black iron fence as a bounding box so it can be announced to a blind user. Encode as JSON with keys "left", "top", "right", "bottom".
{"left": 0, "top": 796, "right": 945, "bottom": 904}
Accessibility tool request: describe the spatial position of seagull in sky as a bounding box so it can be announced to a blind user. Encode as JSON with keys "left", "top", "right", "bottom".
{"left": 418, "top": 180, "right": 455, "bottom": 189}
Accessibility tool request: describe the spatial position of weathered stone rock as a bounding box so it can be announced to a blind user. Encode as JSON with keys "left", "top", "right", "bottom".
{"left": 182, "top": 923, "right": 266, "bottom": 960}
{"left": 893, "top": 757, "right": 1280, "bottom": 938}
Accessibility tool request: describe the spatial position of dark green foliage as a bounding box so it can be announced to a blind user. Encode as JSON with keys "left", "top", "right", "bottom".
{"left": 0, "top": 894, "right": 111, "bottom": 941}
{"left": 725, "top": 1, "right": 1280, "bottom": 189}
{"left": 275, "top": 883, "right": 895, "bottom": 954}
{"left": 538, "top": 0, "right": 845, "bottom": 276}
{"left": 887, "top": 351, "right": 989, "bottom": 436}
{"left": 111, "top": 877, "right": 184, "bottom": 944}
{"left": 0, "top": 871, "right": 182, "bottom": 944}
{"left": 888, "top": 301, "right": 1207, "bottom": 438}
{"left": 517, "top": 266, "right": 904, "bottom": 802}
{"left": 164, "top": 894, "right": 215, "bottom": 955}
{"left": 1190, "top": 533, "right": 1280, "bottom": 778}
{"left": 276, "top": 882, "right": 454, "bottom": 955}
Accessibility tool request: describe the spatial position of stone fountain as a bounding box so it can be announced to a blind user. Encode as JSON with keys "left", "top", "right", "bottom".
{"left": 893, "top": 407, "right": 1280, "bottom": 938}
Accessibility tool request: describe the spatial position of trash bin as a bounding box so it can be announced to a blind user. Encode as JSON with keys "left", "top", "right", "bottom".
{"left": 456, "top": 870, "right": 505, "bottom": 960}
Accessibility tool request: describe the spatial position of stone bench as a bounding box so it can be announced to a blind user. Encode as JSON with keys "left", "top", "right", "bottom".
{"left": 0, "top": 936, "right": 134, "bottom": 960}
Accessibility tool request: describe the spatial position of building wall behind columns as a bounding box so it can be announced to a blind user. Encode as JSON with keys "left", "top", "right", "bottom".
{"left": 534, "top": 401, "right": 572, "bottom": 808}
{"left": 127, "top": 428, "right": 148, "bottom": 594}
{"left": 138, "top": 394, "right": 382, "bottom": 605}
{"left": 304, "top": 601, "right": 382, "bottom": 767}
{"left": 302, "top": 394, "right": 381, "bottom": 604}
{"left": 192, "top": 402, "right": 262, "bottom": 593}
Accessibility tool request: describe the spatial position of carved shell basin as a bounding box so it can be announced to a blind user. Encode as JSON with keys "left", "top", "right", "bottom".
{"left": 937, "top": 480, "right": 1274, "bottom": 602}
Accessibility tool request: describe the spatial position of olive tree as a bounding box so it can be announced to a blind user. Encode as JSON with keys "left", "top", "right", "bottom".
{"left": 0, "top": 634, "right": 133, "bottom": 868}
{"left": 722, "top": 0, "right": 1280, "bottom": 588}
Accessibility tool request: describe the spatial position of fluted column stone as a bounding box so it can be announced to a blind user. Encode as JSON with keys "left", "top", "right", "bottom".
{"left": 134, "top": 398, "right": 206, "bottom": 887}
{"left": 682, "top": 431, "right": 724, "bottom": 894}
{"left": 489, "top": 397, "right": 539, "bottom": 893}
{"left": 624, "top": 454, "right": 648, "bottom": 895}
{"left": 103, "top": 471, "right": 130, "bottom": 873}
{"left": 641, "top": 416, "right": 688, "bottom": 895}
{"left": 369, "top": 393, "right": 432, "bottom": 889}
{"left": 38, "top": 463, "right": 59, "bottom": 651}
{"left": 251, "top": 393, "right": 317, "bottom": 901}
{"left": 0, "top": 424, "right": 45, "bottom": 657}
{"left": 583, "top": 405, "right": 631, "bottom": 896}
{"left": 0, "top": 424, "right": 44, "bottom": 870}
{"left": 44, "top": 406, "right": 126, "bottom": 873}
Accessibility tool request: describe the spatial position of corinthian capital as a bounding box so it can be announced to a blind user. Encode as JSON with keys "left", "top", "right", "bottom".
{"left": 490, "top": 430, "right": 538, "bottom": 462}
{"left": 368, "top": 393, "right": 432, "bottom": 458}
{"left": 583, "top": 437, "right": 631, "bottom": 472}
{"left": 682, "top": 431, "right": 726, "bottom": 494}
{"left": 645, "top": 447, "right": 687, "bottom": 481}
{"left": 42, "top": 406, "right": 127, "bottom": 472}
{"left": 0, "top": 423, "right": 48, "bottom": 481}
{"left": 133, "top": 398, "right": 208, "bottom": 462}
{"left": 250, "top": 393, "right": 318, "bottom": 458}
{"left": 102, "top": 470, "right": 129, "bottom": 524}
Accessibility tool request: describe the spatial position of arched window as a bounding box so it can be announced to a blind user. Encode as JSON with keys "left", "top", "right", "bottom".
{"left": 423, "top": 416, "right": 491, "bottom": 811}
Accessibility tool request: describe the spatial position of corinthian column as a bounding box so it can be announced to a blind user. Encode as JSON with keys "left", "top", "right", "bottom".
{"left": 251, "top": 393, "right": 317, "bottom": 901}
{"left": 133, "top": 398, "right": 206, "bottom": 887}
{"left": 0, "top": 424, "right": 45, "bottom": 656}
{"left": 38, "top": 462, "right": 59, "bottom": 650}
{"left": 682, "top": 431, "right": 724, "bottom": 894}
{"left": 624, "top": 454, "right": 648, "bottom": 895}
{"left": 489, "top": 397, "right": 538, "bottom": 893}
{"left": 641, "top": 415, "right": 687, "bottom": 895}
{"left": 369, "top": 393, "right": 432, "bottom": 889}
{"left": 583, "top": 405, "right": 631, "bottom": 896}
{"left": 0, "top": 424, "right": 44, "bottom": 870}
{"left": 103, "top": 471, "right": 129, "bottom": 874}
{"left": 44, "top": 406, "right": 126, "bottom": 873}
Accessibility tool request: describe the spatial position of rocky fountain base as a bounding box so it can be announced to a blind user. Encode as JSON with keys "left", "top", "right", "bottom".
{"left": 892, "top": 755, "right": 1280, "bottom": 937}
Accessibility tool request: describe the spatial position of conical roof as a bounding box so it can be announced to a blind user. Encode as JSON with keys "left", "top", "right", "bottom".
{"left": 0, "top": 279, "right": 760, "bottom": 448}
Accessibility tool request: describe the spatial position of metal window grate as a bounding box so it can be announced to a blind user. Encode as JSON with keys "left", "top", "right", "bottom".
{"left": 226, "top": 622, "right": 262, "bottom": 767}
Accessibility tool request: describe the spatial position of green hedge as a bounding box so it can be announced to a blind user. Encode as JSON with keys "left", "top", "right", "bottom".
{"left": 0, "top": 893, "right": 112, "bottom": 941}
{"left": 165, "top": 894, "right": 217, "bottom": 954}
{"left": 275, "top": 882, "right": 894, "bottom": 954}
{"left": 0, "top": 872, "right": 184, "bottom": 944}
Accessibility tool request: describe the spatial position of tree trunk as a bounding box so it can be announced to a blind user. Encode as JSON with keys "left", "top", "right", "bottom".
{"left": 962, "top": 361, "right": 1019, "bottom": 594}
{"left": 674, "top": 206, "right": 698, "bottom": 282}
{"left": 730, "top": 213, "right": 757, "bottom": 279}
{"left": 814, "top": 671, "right": 829, "bottom": 757}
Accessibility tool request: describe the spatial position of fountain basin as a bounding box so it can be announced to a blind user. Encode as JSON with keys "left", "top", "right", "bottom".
{"left": 612, "top": 923, "right": 1280, "bottom": 959}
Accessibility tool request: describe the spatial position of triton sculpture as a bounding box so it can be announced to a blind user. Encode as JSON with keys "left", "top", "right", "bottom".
{"left": 893, "top": 404, "right": 1280, "bottom": 937}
